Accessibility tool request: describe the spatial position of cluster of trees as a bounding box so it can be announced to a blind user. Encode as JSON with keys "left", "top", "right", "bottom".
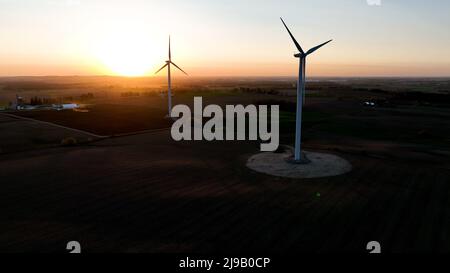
{"left": 121, "top": 91, "right": 141, "bottom": 97}
{"left": 120, "top": 91, "right": 158, "bottom": 97}
{"left": 239, "top": 87, "right": 280, "bottom": 95}
{"left": 28, "top": 93, "right": 95, "bottom": 105}
{"left": 30, "top": 97, "right": 47, "bottom": 105}
{"left": 80, "top": 93, "right": 95, "bottom": 101}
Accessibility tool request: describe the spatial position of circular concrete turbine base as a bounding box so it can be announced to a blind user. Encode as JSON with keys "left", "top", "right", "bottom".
{"left": 247, "top": 146, "right": 352, "bottom": 179}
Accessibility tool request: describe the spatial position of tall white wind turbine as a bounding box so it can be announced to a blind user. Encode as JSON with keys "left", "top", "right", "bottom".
{"left": 155, "top": 36, "right": 188, "bottom": 117}
{"left": 280, "top": 18, "right": 332, "bottom": 163}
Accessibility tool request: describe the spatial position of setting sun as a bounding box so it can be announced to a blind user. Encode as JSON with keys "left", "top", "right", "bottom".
{"left": 92, "top": 33, "right": 158, "bottom": 77}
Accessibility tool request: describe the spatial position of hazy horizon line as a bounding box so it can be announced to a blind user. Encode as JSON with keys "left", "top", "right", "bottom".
{"left": 1, "top": 75, "right": 450, "bottom": 80}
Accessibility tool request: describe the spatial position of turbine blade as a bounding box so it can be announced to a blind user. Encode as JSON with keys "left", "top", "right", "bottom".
{"left": 170, "top": 62, "right": 188, "bottom": 75}
{"left": 155, "top": 63, "right": 168, "bottom": 74}
{"left": 169, "top": 35, "right": 171, "bottom": 60}
{"left": 306, "top": 39, "right": 332, "bottom": 55}
{"left": 280, "top": 17, "right": 304, "bottom": 55}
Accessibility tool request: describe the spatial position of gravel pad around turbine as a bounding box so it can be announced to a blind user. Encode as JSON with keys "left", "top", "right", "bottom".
{"left": 247, "top": 146, "right": 352, "bottom": 179}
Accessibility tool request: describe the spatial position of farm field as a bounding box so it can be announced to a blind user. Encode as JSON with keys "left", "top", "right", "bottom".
{"left": 1, "top": 76, "right": 450, "bottom": 253}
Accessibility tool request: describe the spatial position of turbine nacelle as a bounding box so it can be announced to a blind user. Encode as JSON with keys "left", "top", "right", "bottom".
{"left": 280, "top": 17, "right": 332, "bottom": 59}
{"left": 155, "top": 37, "right": 188, "bottom": 76}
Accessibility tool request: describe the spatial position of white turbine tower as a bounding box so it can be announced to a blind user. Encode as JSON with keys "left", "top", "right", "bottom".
{"left": 280, "top": 18, "right": 332, "bottom": 163}
{"left": 155, "top": 36, "right": 188, "bottom": 117}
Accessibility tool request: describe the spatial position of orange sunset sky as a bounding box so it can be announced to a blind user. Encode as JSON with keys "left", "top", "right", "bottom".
{"left": 1, "top": 0, "right": 450, "bottom": 77}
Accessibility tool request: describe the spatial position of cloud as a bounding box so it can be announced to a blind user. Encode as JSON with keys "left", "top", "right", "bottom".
{"left": 366, "top": 0, "right": 382, "bottom": 6}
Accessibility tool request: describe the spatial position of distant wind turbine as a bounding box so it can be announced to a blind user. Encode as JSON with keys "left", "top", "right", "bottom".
{"left": 155, "top": 36, "right": 188, "bottom": 117}
{"left": 280, "top": 17, "right": 332, "bottom": 163}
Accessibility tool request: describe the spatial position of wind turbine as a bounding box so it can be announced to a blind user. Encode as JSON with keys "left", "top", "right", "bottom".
{"left": 155, "top": 36, "right": 188, "bottom": 117}
{"left": 280, "top": 17, "right": 332, "bottom": 163}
